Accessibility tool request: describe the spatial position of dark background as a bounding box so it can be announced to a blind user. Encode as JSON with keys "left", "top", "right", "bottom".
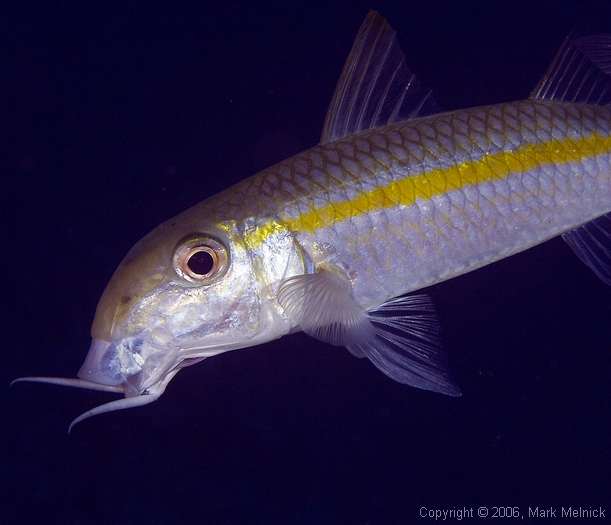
{"left": 2, "top": 1, "right": 611, "bottom": 523}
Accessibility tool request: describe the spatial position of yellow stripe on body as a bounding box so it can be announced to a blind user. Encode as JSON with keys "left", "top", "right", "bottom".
{"left": 287, "top": 131, "right": 611, "bottom": 234}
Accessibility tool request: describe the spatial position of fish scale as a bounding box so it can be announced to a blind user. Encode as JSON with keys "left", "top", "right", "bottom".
{"left": 206, "top": 99, "right": 611, "bottom": 308}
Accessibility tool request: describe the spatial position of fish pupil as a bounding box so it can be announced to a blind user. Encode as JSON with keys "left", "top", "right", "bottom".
{"left": 188, "top": 250, "right": 214, "bottom": 275}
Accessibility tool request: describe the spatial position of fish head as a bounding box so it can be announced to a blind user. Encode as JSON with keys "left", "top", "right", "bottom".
{"left": 16, "top": 201, "right": 306, "bottom": 429}
{"left": 83, "top": 206, "right": 302, "bottom": 397}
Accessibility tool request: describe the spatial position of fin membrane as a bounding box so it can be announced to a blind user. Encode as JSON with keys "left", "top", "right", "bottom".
{"left": 530, "top": 33, "right": 611, "bottom": 104}
{"left": 563, "top": 212, "right": 611, "bottom": 286}
{"left": 320, "top": 10, "right": 442, "bottom": 144}
{"left": 278, "top": 270, "right": 376, "bottom": 346}
{"left": 348, "top": 294, "right": 461, "bottom": 396}
{"left": 575, "top": 35, "right": 611, "bottom": 76}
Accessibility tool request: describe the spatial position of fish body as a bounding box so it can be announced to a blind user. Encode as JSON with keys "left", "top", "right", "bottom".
{"left": 214, "top": 99, "right": 611, "bottom": 309}
{"left": 15, "top": 12, "right": 611, "bottom": 429}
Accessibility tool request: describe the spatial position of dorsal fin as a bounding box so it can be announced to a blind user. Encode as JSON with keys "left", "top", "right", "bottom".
{"left": 530, "top": 32, "right": 611, "bottom": 104}
{"left": 320, "top": 10, "right": 442, "bottom": 145}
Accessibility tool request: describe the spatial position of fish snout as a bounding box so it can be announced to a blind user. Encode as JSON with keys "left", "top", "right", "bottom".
{"left": 78, "top": 337, "right": 145, "bottom": 386}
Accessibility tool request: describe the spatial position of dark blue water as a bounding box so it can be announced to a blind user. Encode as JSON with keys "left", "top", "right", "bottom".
{"left": 2, "top": 1, "right": 611, "bottom": 523}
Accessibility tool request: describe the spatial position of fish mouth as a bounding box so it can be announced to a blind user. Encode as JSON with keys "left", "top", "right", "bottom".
{"left": 78, "top": 337, "right": 148, "bottom": 388}
{"left": 77, "top": 339, "right": 121, "bottom": 385}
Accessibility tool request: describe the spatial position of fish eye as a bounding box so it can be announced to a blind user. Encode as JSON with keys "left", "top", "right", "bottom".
{"left": 187, "top": 249, "right": 215, "bottom": 275}
{"left": 173, "top": 235, "right": 229, "bottom": 284}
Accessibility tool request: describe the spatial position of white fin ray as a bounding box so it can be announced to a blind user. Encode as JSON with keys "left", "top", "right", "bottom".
{"left": 320, "top": 10, "right": 441, "bottom": 145}
{"left": 530, "top": 32, "right": 611, "bottom": 105}
{"left": 278, "top": 270, "right": 376, "bottom": 346}
{"left": 563, "top": 213, "right": 611, "bottom": 286}
{"left": 348, "top": 295, "right": 461, "bottom": 396}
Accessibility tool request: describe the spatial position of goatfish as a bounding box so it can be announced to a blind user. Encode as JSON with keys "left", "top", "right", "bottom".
{"left": 14, "top": 11, "right": 611, "bottom": 431}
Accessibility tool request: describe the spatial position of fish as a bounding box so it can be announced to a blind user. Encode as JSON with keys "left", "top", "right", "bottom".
{"left": 13, "top": 11, "right": 611, "bottom": 431}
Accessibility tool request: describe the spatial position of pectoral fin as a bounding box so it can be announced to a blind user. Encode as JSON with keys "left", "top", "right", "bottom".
{"left": 278, "top": 269, "right": 376, "bottom": 346}
{"left": 278, "top": 271, "right": 460, "bottom": 396}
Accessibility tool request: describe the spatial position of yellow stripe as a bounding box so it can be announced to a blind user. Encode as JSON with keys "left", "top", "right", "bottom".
{"left": 243, "top": 131, "right": 611, "bottom": 248}
{"left": 287, "top": 131, "right": 611, "bottom": 234}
